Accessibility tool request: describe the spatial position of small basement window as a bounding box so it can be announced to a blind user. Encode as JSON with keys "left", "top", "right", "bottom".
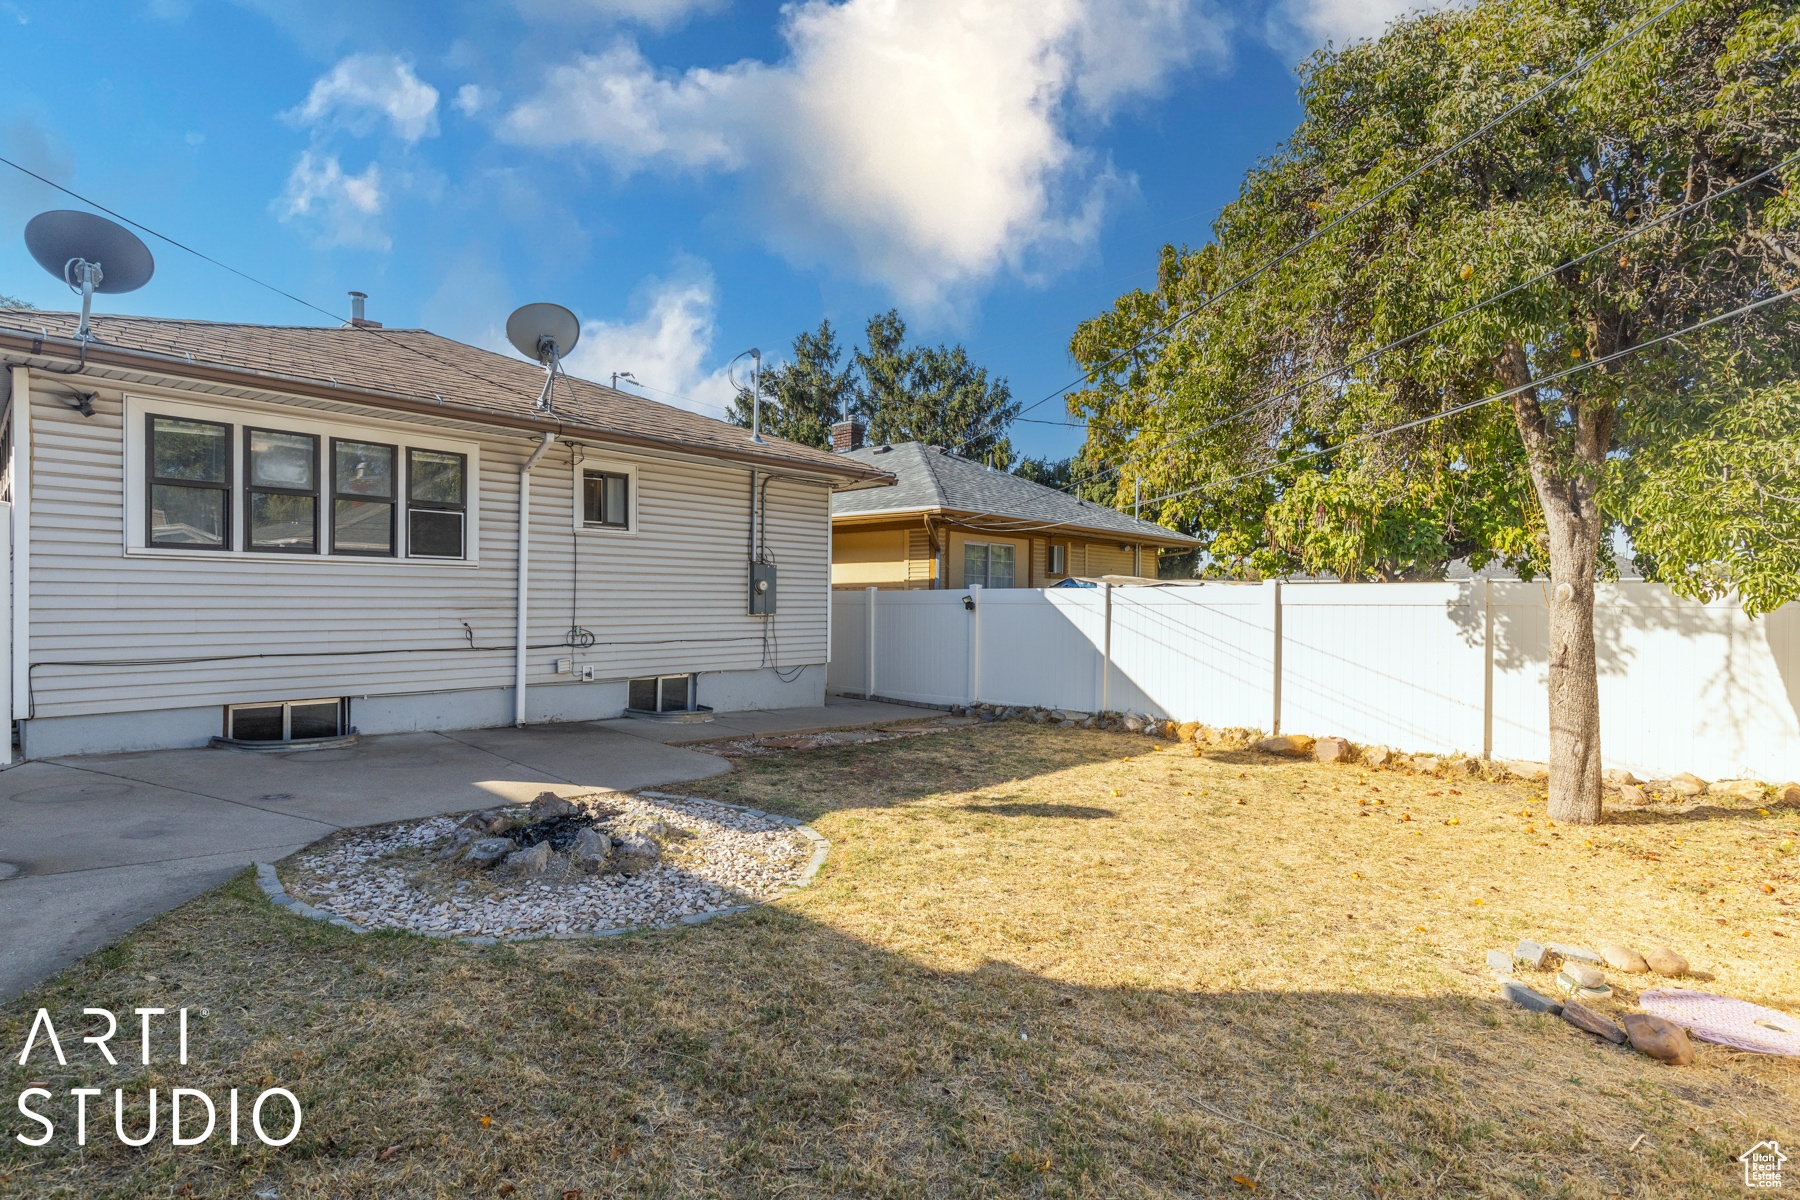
{"left": 225, "top": 698, "right": 347, "bottom": 743}
{"left": 628, "top": 674, "right": 696, "bottom": 714}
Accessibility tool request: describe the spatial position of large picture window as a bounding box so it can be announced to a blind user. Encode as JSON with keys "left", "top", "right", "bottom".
{"left": 331, "top": 438, "right": 397, "bottom": 556}
{"left": 148, "top": 415, "right": 231, "bottom": 549}
{"left": 407, "top": 448, "right": 466, "bottom": 558}
{"left": 583, "top": 469, "right": 629, "bottom": 529}
{"left": 245, "top": 428, "right": 319, "bottom": 552}
{"left": 963, "top": 541, "right": 1016, "bottom": 589}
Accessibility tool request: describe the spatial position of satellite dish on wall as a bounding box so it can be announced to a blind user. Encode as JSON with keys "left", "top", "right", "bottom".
{"left": 506, "top": 302, "right": 581, "bottom": 413}
{"left": 24, "top": 210, "right": 155, "bottom": 343}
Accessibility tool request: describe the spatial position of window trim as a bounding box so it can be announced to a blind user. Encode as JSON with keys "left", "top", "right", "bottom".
{"left": 570, "top": 455, "right": 639, "bottom": 537}
{"left": 962, "top": 538, "right": 1019, "bottom": 589}
{"left": 1047, "top": 543, "right": 1067, "bottom": 576}
{"left": 405, "top": 446, "right": 468, "bottom": 560}
{"left": 146, "top": 413, "right": 234, "bottom": 551}
{"left": 242, "top": 426, "right": 321, "bottom": 554}
{"left": 121, "top": 393, "right": 482, "bottom": 566}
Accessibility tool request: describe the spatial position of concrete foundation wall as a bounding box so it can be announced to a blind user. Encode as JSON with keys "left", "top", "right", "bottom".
{"left": 18, "top": 662, "right": 822, "bottom": 758}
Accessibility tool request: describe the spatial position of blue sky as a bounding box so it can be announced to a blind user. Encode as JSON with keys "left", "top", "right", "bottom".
{"left": 0, "top": 0, "right": 1414, "bottom": 463}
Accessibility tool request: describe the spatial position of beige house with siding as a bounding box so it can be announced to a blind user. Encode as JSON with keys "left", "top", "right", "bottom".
{"left": 828, "top": 431, "right": 1197, "bottom": 591}
{"left": 0, "top": 311, "right": 892, "bottom": 758}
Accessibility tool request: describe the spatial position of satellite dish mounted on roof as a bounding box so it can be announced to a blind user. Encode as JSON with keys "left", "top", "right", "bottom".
{"left": 24, "top": 210, "right": 155, "bottom": 344}
{"left": 506, "top": 302, "right": 581, "bottom": 414}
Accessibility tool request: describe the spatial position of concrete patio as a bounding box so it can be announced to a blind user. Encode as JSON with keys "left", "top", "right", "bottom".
{"left": 0, "top": 697, "right": 932, "bottom": 1001}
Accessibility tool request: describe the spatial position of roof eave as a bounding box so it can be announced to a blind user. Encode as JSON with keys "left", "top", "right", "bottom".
{"left": 0, "top": 328, "right": 897, "bottom": 488}
{"left": 831, "top": 504, "right": 1199, "bottom": 547}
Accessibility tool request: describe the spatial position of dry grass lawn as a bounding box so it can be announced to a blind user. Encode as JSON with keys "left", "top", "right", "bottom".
{"left": 3, "top": 723, "right": 1797, "bottom": 1199}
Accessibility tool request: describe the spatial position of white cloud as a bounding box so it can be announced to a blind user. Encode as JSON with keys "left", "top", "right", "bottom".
{"left": 1267, "top": 0, "right": 1462, "bottom": 53}
{"left": 274, "top": 151, "right": 389, "bottom": 250}
{"left": 559, "top": 259, "right": 739, "bottom": 416}
{"left": 286, "top": 54, "right": 440, "bottom": 143}
{"left": 454, "top": 83, "right": 499, "bottom": 116}
{"left": 501, "top": 0, "right": 1229, "bottom": 309}
{"left": 511, "top": 0, "right": 730, "bottom": 31}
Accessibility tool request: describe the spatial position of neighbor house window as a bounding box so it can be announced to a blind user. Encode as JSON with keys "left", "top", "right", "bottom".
{"left": 964, "top": 541, "right": 1015, "bottom": 589}
{"left": 583, "top": 469, "right": 629, "bottom": 528}
{"left": 148, "top": 415, "right": 231, "bottom": 549}
{"left": 332, "top": 438, "right": 397, "bottom": 556}
{"left": 244, "top": 428, "right": 319, "bottom": 552}
{"left": 1048, "top": 544, "right": 1067, "bottom": 575}
{"left": 407, "top": 448, "right": 466, "bottom": 558}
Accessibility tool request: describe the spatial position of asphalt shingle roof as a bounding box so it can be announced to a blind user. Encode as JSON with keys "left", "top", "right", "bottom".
{"left": 830, "top": 441, "right": 1197, "bottom": 547}
{"left": 0, "top": 311, "right": 891, "bottom": 485}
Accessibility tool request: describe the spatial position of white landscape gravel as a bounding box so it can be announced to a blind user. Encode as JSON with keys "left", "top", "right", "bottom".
{"left": 280, "top": 792, "right": 818, "bottom": 939}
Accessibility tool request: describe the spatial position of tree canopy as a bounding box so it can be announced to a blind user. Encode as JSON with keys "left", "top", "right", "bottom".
{"left": 731, "top": 311, "right": 1019, "bottom": 464}
{"left": 1067, "top": 0, "right": 1800, "bottom": 822}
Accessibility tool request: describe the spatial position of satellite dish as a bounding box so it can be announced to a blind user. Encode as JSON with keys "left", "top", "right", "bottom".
{"left": 506, "top": 302, "right": 580, "bottom": 366}
{"left": 24, "top": 210, "right": 156, "bottom": 343}
{"left": 505, "top": 302, "right": 581, "bottom": 413}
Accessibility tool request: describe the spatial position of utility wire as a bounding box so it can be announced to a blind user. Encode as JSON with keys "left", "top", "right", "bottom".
{"left": 976, "top": 0, "right": 1691, "bottom": 437}
{"left": 1137, "top": 284, "right": 1800, "bottom": 509}
{"left": 1056, "top": 152, "right": 1800, "bottom": 497}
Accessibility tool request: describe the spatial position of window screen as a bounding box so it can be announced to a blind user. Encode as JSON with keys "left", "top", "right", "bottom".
{"left": 1048, "top": 544, "right": 1067, "bottom": 575}
{"left": 148, "top": 415, "right": 231, "bottom": 549}
{"left": 407, "top": 448, "right": 466, "bottom": 558}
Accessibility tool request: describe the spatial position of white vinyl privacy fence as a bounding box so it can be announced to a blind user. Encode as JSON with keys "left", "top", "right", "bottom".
{"left": 828, "top": 581, "right": 1800, "bottom": 782}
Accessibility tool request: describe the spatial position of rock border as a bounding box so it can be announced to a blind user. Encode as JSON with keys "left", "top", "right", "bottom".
{"left": 253, "top": 793, "right": 830, "bottom": 945}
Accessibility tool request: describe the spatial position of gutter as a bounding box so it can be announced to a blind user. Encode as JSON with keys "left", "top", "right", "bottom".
{"left": 0, "top": 328, "right": 896, "bottom": 488}
{"left": 514, "top": 432, "right": 557, "bottom": 726}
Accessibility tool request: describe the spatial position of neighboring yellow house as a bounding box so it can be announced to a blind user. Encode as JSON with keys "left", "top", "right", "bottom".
{"left": 828, "top": 429, "right": 1199, "bottom": 590}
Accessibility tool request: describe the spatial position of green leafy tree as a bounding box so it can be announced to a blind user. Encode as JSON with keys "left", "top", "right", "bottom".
{"left": 728, "top": 319, "right": 856, "bottom": 450}
{"left": 1013, "top": 452, "right": 1121, "bottom": 507}
{"left": 0, "top": 294, "right": 35, "bottom": 309}
{"left": 1069, "top": 0, "right": 1800, "bottom": 824}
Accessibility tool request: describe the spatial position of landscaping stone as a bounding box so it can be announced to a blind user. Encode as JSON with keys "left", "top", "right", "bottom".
{"left": 570, "top": 826, "right": 611, "bottom": 874}
{"left": 1507, "top": 760, "right": 1550, "bottom": 781}
{"left": 1031, "top": 711, "right": 1048, "bottom": 724}
{"left": 1256, "top": 735, "right": 1315, "bottom": 757}
{"left": 1544, "top": 942, "right": 1603, "bottom": 966}
{"left": 1618, "top": 784, "right": 1649, "bottom": 805}
{"left": 1451, "top": 757, "right": 1480, "bottom": 776}
{"left": 1779, "top": 781, "right": 1800, "bottom": 805}
{"left": 1712, "top": 778, "right": 1766, "bottom": 800}
{"left": 436, "top": 828, "right": 477, "bottom": 859}
{"left": 1313, "top": 736, "right": 1351, "bottom": 763}
{"left": 1561, "top": 999, "right": 1627, "bottom": 1043}
{"left": 530, "top": 792, "right": 580, "bottom": 820}
{"left": 1622, "top": 1013, "right": 1694, "bottom": 1065}
{"left": 1060, "top": 720, "right": 1078, "bottom": 728}
{"left": 1124, "top": 715, "right": 1146, "bottom": 732}
{"left": 1645, "top": 946, "right": 1690, "bottom": 977}
{"left": 1486, "top": 949, "right": 1513, "bottom": 973}
{"left": 1563, "top": 962, "right": 1605, "bottom": 989}
{"left": 1414, "top": 756, "right": 1441, "bottom": 773}
{"left": 1513, "top": 940, "right": 1549, "bottom": 970}
{"left": 1670, "top": 772, "right": 1707, "bottom": 796}
{"left": 463, "top": 838, "right": 515, "bottom": 869}
{"left": 1499, "top": 980, "right": 1562, "bottom": 1014}
{"left": 1364, "top": 745, "right": 1392, "bottom": 768}
{"left": 1600, "top": 943, "right": 1649, "bottom": 973}
{"left": 1602, "top": 768, "right": 1642, "bottom": 788}
{"left": 494, "top": 842, "right": 554, "bottom": 880}
{"left": 1177, "top": 721, "right": 1199, "bottom": 742}
{"left": 613, "top": 830, "right": 662, "bottom": 874}
{"left": 458, "top": 809, "right": 496, "bottom": 831}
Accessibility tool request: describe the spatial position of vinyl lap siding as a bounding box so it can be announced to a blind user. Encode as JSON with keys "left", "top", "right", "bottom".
{"left": 26, "top": 383, "right": 829, "bottom": 719}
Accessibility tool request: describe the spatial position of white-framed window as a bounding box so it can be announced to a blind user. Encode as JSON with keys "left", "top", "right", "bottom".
{"left": 572, "top": 455, "right": 639, "bottom": 536}
{"left": 1048, "top": 544, "right": 1067, "bottom": 575}
{"left": 124, "top": 393, "right": 480, "bottom": 564}
{"left": 963, "top": 541, "right": 1016, "bottom": 589}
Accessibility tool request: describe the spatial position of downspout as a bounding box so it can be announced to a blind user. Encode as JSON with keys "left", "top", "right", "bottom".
{"left": 8, "top": 365, "right": 28, "bottom": 729}
{"left": 514, "top": 431, "right": 557, "bottom": 726}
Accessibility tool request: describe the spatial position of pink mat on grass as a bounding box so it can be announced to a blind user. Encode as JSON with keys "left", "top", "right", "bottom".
{"left": 1638, "top": 989, "right": 1800, "bottom": 1056}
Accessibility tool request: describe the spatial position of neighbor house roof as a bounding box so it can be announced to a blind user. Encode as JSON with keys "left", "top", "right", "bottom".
{"left": 0, "top": 311, "right": 894, "bottom": 488}
{"left": 830, "top": 441, "right": 1198, "bottom": 548}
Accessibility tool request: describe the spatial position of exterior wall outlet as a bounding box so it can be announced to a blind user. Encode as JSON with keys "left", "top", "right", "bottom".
{"left": 581, "top": 664, "right": 595, "bottom": 681}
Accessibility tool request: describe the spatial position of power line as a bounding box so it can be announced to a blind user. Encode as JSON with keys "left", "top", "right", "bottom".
{"left": 1058, "top": 151, "right": 1800, "bottom": 497}
{"left": 976, "top": 0, "right": 1691, "bottom": 437}
{"left": 1137, "top": 284, "right": 1800, "bottom": 510}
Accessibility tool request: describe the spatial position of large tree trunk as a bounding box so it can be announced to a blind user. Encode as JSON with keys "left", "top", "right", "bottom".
{"left": 1497, "top": 341, "right": 1614, "bottom": 824}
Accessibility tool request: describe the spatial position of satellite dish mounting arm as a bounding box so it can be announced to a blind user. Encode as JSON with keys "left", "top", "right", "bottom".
{"left": 64, "top": 257, "right": 104, "bottom": 343}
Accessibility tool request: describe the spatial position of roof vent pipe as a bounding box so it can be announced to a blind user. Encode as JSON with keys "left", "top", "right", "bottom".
{"left": 347, "top": 292, "right": 382, "bottom": 329}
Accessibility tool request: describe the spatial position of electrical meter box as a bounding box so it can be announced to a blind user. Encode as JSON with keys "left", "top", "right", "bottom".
{"left": 750, "top": 562, "right": 778, "bottom": 615}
